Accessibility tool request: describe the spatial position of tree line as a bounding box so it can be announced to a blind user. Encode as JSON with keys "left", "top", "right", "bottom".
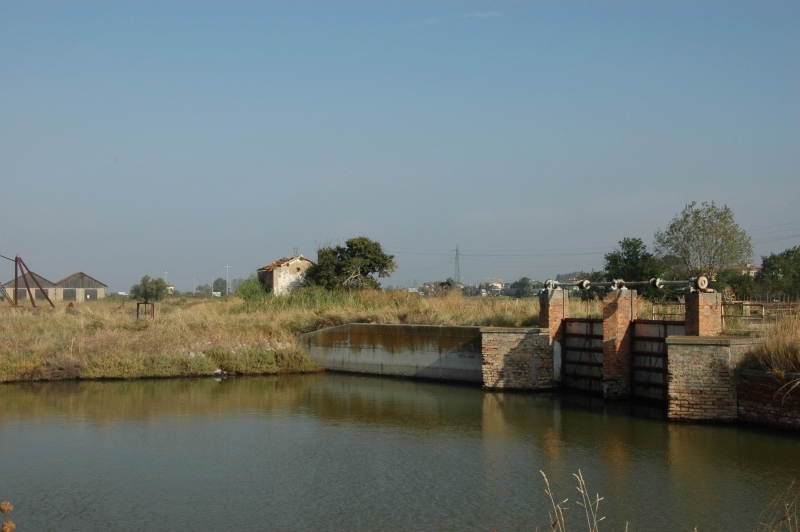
{"left": 527, "top": 202, "right": 798, "bottom": 302}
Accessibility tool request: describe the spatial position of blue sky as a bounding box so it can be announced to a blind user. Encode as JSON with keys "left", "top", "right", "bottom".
{"left": 2, "top": 0, "right": 798, "bottom": 292}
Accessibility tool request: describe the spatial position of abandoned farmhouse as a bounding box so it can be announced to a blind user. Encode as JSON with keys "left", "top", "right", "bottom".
{"left": 257, "top": 254, "right": 314, "bottom": 296}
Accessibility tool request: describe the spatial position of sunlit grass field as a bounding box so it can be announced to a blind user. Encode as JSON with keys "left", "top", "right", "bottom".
{"left": 1, "top": 289, "right": 545, "bottom": 382}
{"left": 5, "top": 285, "right": 794, "bottom": 384}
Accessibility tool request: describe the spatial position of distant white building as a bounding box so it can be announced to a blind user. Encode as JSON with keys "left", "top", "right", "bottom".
{"left": 257, "top": 255, "right": 315, "bottom": 296}
{"left": 736, "top": 263, "right": 763, "bottom": 278}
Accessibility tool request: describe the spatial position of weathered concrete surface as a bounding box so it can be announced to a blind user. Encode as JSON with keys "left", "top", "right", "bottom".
{"left": 300, "top": 324, "right": 483, "bottom": 383}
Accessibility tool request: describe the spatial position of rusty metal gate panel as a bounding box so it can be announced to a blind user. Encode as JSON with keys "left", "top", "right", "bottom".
{"left": 562, "top": 318, "right": 604, "bottom": 396}
{"left": 630, "top": 320, "right": 684, "bottom": 403}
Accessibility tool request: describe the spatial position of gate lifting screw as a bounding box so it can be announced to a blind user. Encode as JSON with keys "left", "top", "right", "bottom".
{"left": 542, "top": 276, "right": 710, "bottom": 292}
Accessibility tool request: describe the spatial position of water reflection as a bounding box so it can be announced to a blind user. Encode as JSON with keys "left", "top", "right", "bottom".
{"left": 1, "top": 374, "right": 798, "bottom": 531}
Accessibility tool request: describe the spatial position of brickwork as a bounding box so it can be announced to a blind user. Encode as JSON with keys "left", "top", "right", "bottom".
{"left": 481, "top": 327, "right": 555, "bottom": 390}
{"left": 685, "top": 292, "right": 723, "bottom": 336}
{"left": 602, "top": 289, "right": 636, "bottom": 400}
{"left": 538, "top": 289, "right": 568, "bottom": 342}
{"left": 737, "top": 370, "right": 800, "bottom": 431}
{"left": 666, "top": 336, "right": 753, "bottom": 421}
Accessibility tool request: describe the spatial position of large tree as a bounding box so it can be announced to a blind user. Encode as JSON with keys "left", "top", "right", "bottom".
{"left": 304, "top": 237, "right": 397, "bottom": 290}
{"left": 653, "top": 201, "right": 752, "bottom": 279}
{"left": 130, "top": 275, "right": 168, "bottom": 303}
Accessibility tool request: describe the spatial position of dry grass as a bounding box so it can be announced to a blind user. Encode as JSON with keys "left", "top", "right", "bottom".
{"left": 0, "top": 298, "right": 320, "bottom": 382}
{"left": 0, "top": 289, "right": 544, "bottom": 383}
{"left": 235, "top": 288, "right": 543, "bottom": 330}
{"left": 540, "top": 470, "right": 622, "bottom": 532}
{"left": 741, "top": 316, "right": 800, "bottom": 381}
{"left": 0, "top": 289, "right": 664, "bottom": 383}
{"left": 755, "top": 482, "right": 799, "bottom": 532}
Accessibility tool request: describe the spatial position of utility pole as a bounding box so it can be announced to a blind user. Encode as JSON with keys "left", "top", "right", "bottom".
{"left": 453, "top": 245, "right": 461, "bottom": 286}
{"left": 163, "top": 270, "right": 168, "bottom": 284}
{"left": 192, "top": 275, "right": 196, "bottom": 293}
{"left": 224, "top": 263, "right": 230, "bottom": 296}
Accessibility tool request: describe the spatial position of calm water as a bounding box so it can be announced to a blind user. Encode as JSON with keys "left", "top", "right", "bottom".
{"left": 1, "top": 373, "right": 798, "bottom": 531}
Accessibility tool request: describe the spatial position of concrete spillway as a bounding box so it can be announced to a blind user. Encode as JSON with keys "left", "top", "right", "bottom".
{"left": 299, "top": 324, "right": 484, "bottom": 383}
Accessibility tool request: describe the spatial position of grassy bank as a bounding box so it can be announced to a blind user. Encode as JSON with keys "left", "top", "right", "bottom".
{"left": 0, "top": 298, "right": 319, "bottom": 383}
{"left": 1, "top": 288, "right": 665, "bottom": 383}
{"left": 1, "top": 289, "right": 540, "bottom": 383}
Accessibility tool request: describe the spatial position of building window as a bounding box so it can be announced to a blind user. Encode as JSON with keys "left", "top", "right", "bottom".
{"left": 63, "top": 289, "right": 76, "bottom": 301}
{"left": 85, "top": 289, "right": 97, "bottom": 300}
{"left": 16, "top": 289, "right": 28, "bottom": 300}
{"left": 35, "top": 289, "right": 49, "bottom": 300}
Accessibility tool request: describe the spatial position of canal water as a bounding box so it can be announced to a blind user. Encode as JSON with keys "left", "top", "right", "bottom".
{"left": 1, "top": 373, "right": 798, "bottom": 531}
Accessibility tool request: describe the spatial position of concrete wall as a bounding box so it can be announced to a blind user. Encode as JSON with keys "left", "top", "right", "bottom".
{"left": 481, "top": 327, "right": 555, "bottom": 390}
{"left": 666, "top": 336, "right": 753, "bottom": 421}
{"left": 738, "top": 370, "right": 800, "bottom": 431}
{"left": 300, "top": 324, "right": 483, "bottom": 383}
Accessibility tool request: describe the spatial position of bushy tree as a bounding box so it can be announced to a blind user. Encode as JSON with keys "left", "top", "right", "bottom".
{"left": 234, "top": 276, "right": 269, "bottom": 301}
{"left": 654, "top": 201, "right": 752, "bottom": 280}
{"left": 213, "top": 277, "right": 227, "bottom": 295}
{"left": 510, "top": 277, "right": 539, "bottom": 298}
{"left": 304, "top": 237, "right": 397, "bottom": 290}
{"left": 195, "top": 283, "right": 212, "bottom": 296}
{"left": 604, "top": 238, "right": 662, "bottom": 282}
{"left": 758, "top": 246, "right": 800, "bottom": 299}
{"left": 130, "top": 275, "right": 168, "bottom": 303}
{"left": 604, "top": 237, "right": 666, "bottom": 300}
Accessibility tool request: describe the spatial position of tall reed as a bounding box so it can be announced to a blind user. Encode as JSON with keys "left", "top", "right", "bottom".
{"left": 741, "top": 316, "right": 800, "bottom": 380}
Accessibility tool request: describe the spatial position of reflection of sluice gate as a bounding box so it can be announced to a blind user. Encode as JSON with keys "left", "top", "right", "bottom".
{"left": 562, "top": 318, "right": 603, "bottom": 396}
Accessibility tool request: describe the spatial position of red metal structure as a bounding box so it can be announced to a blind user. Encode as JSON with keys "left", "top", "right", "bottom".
{"left": 1, "top": 254, "right": 56, "bottom": 308}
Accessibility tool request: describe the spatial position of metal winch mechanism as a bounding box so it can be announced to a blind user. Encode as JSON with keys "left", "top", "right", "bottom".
{"left": 543, "top": 275, "right": 712, "bottom": 293}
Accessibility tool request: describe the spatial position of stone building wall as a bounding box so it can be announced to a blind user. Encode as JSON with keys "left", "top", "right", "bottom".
{"left": 481, "top": 327, "right": 555, "bottom": 390}
{"left": 737, "top": 370, "right": 800, "bottom": 431}
{"left": 666, "top": 336, "right": 753, "bottom": 421}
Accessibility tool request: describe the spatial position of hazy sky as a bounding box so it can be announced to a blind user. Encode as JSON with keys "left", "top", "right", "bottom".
{"left": 2, "top": 0, "right": 798, "bottom": 292}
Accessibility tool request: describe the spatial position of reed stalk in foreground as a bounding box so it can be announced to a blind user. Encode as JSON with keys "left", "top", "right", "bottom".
{"left": 540, "top": 470, "right": 616, "bottom": 532}
{"left": 539, "top": 472, "right": 797, "bottom": 532}
{"left": 754, "top": 482, "right": 799, "bottom": 532}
